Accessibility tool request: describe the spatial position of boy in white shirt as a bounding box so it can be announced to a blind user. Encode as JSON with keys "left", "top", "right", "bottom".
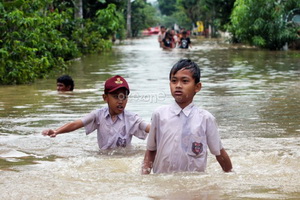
{"left": 42, "top": 75, "right": 150, "bottom": 150}
{"left": 158, "top": 26, "right": 166, "bottom": 48}
{"left": 142, "top": 59, "right": 232, "bottom": 174}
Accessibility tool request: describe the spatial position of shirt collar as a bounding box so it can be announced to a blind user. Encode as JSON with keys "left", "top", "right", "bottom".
{"left": 104, "top": 107, "right": 123, "bottom": 121}
{"left": 171, "top": 102, "right": 194, "bottom": 117}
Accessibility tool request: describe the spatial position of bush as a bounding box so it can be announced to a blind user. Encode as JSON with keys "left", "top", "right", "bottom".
{"left": 228, "top": 0, "right": 300, "bottom": 50}
{"left": 0, "top": 1, "right": 125, "bottom": 85}
{"left": 0, "top": 1, "right": 79, "bottom": 84}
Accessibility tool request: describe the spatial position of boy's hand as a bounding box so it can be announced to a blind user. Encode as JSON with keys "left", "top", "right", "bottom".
{"left": 42, "top": 129, "right": 57, "bottom": 137}
{"left": 141, "top": 167, "right": 151, "bottom": 175}
{"left": 216, "top": 148, "right": 232, "bottom": 172}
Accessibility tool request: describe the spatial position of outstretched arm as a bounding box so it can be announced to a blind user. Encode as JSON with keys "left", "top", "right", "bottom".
{"left": 145, "top": 124, "right": 151, "bottom": 133}
{"left": 42, "top": 119, "right": 84, "bottom": 137}
{"left": 141, "top": 150, "right": 156, "bottom": 174}
{"left": 216, "top": 148, "right": 232, "bottom": 172}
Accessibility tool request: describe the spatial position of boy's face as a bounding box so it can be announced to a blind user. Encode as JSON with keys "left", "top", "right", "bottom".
{"left": 103, "top": 88, "right": 128, "bottom": 116}
{"left": 170, "top": 69, "right": 201, "bottom": 109}
{"left": 57, "top": 82, "right": 71, "bottom": 92}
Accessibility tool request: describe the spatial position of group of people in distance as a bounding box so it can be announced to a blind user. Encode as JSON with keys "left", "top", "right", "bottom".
{"left": 158, "top": 26, "right": 192, "bottom": 50}
{"left": 44, "top": 59, "right": 232, "bottom": 175}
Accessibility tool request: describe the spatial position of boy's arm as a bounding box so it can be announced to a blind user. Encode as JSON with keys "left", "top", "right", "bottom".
{"left": 42, "top": 119, "right": 84, "bottom": 137}
{"left": 145, "top": 124, "right": 150, "bottom": 133}
{"left": 216, "top": 148, "right": 232, "bottom": 172}
{"left": 141, "top": 150, "right": 156, "bottom": 174}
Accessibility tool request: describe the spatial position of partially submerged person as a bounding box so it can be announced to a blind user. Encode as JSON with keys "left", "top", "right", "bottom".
{"left": 170, "top": 29, "right": 178, "bottom": 48}
{"left": 161, "top": 30, "right": 174, "bottom": 50}
{"left": 142, "top": 59, "right": 232, "bottom": 174}
{"left": 158, "top": 26, "right": 166, "bottom": 48}
{"left": 57, "top": 75, "right": 74, "bottom": 92}
{"left": 43, "top": 75, "right": 150, "bottom": 150}
{"left": 179, "top": 31, "right": 192, "bottom": 49}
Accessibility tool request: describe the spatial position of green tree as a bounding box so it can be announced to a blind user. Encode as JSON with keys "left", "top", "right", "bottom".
{"left": 229, "top": 0, "right": 300, "bottom": 49}
{"left": 211, "top": 0, "right": 235, "bottom": 31}
{"left": 160, "top": 9, "right": 192, "bottom": 30}
{"left": 129, "top": 0, "right": 158, "bottom": 37}
{"left": 157, "top": 0, "right": 177, "bottom": 16}
{"left": 71, "top": 4, "right": 125, "bottom": 53}
{"left": 157, "top": 0, "right": 235, "bottom": 35}
{"left": 0, "top": 0, "right": 79, "bottom": 84}
{"left": 0, "top": 0, "right": 126, "bottom": 84}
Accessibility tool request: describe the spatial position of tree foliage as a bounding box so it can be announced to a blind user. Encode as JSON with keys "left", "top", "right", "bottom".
{"left": 160, "top": 8, "right": 192, "bottom": 30}
{"left": 0, "top": 0, "right": 159, "bottom": 84}
{"left": 127, "top": 0, "right": 158, "bottom": 37}
{"left": 158, "top": 0, "right": 235, "bottom": 32}
{"left": 0, "top": 0, "right": 79, "bottom": 84}
{"left": 157, "top": 0, "right": 177, "bottom": 16}
{"left": 229, "top": 0, "right": 300, "bottom": 49}
{"left": 0, "top": 0, "right": 125, "bottom": 84}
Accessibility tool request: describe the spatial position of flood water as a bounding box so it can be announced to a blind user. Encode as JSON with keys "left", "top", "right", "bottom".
{"left": 0, "top": 35, "right": 299, "bottom": 199}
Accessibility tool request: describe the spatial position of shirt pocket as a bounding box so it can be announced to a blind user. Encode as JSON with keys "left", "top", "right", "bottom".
{"left": 186, "top": 135, "right": 206, "bottom": 158}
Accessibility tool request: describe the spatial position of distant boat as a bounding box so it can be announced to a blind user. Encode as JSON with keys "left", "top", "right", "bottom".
{"left": 142, "top": 26, "right": 160, "bottom": 35}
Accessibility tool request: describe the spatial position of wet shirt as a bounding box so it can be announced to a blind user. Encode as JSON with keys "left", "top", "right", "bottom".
{"left": 158, "top": 32, "right": 166, "bottom": 42}
{"left": 162, "top": 38, "right": 172, "bottom": 48}
{"left": 179, "top": 37, "right": 191, "bottom": 49}
{"left": 147, "top": 102, "right": 222, "bottom": 173}
{"left": 81, "top": 107, "right": 148, "bottom": 150}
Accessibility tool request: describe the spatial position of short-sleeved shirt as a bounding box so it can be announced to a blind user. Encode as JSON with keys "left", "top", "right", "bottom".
{"left": 81, "top": 107, "right": 148, "bottom": 150}
{"left": 158, "top": 32, "right": 166, "bottom": 42}
{"left": 162, "top": 38, "right": 172, "bottom": 48}
{"left": 179, "top": 37, "right": 191, "bottom": 49}
{"left": 147, "top": 102, "right": 223, "bottom": 173}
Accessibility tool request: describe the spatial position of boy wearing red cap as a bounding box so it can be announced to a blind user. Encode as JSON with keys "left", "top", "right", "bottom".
{"left": 42, "top": 75, "right": 150, "bottom": 150}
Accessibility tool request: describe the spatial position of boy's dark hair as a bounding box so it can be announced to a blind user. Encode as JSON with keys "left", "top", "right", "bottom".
{"left": 165, "top": 30, "right": 172, "bottom": 39}
{"left": 169, "top": 59, "right": 201, "bottom": 83}
{"left": 57, "top": 75, "right": 74, "bottom": 91}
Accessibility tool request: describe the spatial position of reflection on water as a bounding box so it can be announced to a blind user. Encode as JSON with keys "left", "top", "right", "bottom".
{"left": 0, "top": 36, "right": 299, "bottom": 199}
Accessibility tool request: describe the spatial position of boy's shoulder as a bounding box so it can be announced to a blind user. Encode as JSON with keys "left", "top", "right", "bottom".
{"left": 96, "top": 107, "right": 139, "bottom": 117}
{"left": 91, "top": 107, "right": 141, "bottom": 120}
{"left": 154, "top": 104, "right": 172, "bottom": 112}
{"left": 152, "top": 104, "right": 215, "bottom": 120}
{"left": 196, "top": 107, "right": 215, "bottom": 118}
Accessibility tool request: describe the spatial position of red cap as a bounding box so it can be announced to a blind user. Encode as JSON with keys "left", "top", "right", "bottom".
{"left": 104, "top": 75, "right": 130, "bottom": 94}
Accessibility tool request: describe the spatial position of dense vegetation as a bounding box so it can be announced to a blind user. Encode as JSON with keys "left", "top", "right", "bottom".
{"left": 1, "top": 0, "right": 299, "bottom": 84}
{"left": 157, "top": 0, "right": 300, "bottom": 49}
{"left": 0, "top": 0, "right": 157, "bottom": 85}
{"left": 156, "top": 0, "right": 236, "bottom": 35}
{"left": 229, "top": 0, "right": 300, "bottom": 50}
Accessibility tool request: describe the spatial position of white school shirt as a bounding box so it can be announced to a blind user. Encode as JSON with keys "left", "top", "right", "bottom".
{"left": 147, "top": 102, "right": 223, "bottom": 173}
{"left": 81, "top": 107, "right": 148, "bottom": 150}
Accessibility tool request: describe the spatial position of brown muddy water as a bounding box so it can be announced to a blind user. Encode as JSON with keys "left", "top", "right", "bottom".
{"left": 0, "top": 35, "right": 299, "bottom": 199}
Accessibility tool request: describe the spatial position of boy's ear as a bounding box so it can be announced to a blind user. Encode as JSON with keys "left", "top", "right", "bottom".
{"left": 195, "top": 82, "right": 202, "bottom": 93}
{"left": 66, "top": 85, "right": 72, "bottom": 91}
{"left": 102, "top": 94, "right": 107, "bottom": 101}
